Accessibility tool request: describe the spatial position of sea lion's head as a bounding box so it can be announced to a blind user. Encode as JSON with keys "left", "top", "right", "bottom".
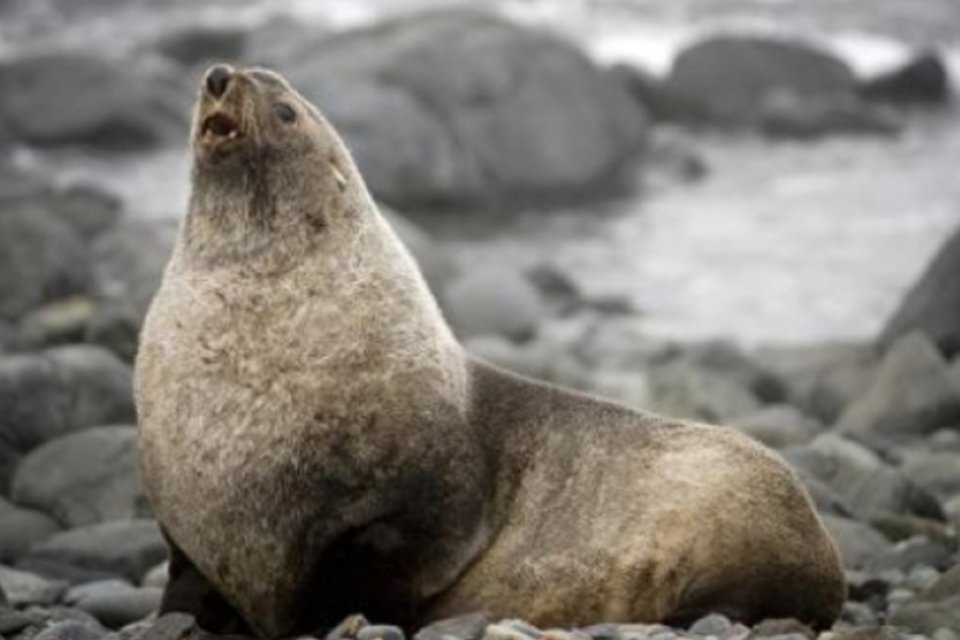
{"left": 185, "top": 64, "right": 362, "bottom": 264}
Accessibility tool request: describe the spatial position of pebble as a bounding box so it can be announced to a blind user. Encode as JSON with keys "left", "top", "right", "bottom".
{"left": 0, "top": 565, "right": 67, "bottom": 606}
{"left": 483, "top": 622, "right": 539, "bottom": 640}
{"left": 34, "top": 620, "right": 107, "bottom": 640}
{"left": 415, "top": 613, "right": 491, "bottom": 640}
{"left": 690, "top": 614, "right": 732, "bottom": 637}
{"left": 141, "top": 562, "right": 168, "bottom": 589}
{"left": 358, "top": 626, "right": 406, "bottom": 640}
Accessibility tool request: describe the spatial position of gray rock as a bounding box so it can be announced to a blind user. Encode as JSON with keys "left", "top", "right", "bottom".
{"left": 860, "top": 51, "right": 951, "bottom": 105}
{"left": 647, "top": 358, "right": 761, "bottom": 423}
{"left": 573, "top": 316, "right": 678, "bottom": 371}
{"left": 821, "top": 515, "right": 892, "bottom": 570}
{"left": 753, "top": 342, "right": 879, "bottom": 424}
{"left": 381, "top": 209, "right": 456, "bottom": 295}
{"left": 151, "top": 26, "right": 248, "bottom": 68}
{"left": 0, "top": 204, "right": 90, "bottom": 321}
{"left": 0, "top": 497, "right": 61, "bottom": 562}
{"left": 442, "top": 266, "right": 546, "bottom": 341}
{"left": 141, "top": 562, "right": 168, "bottom": 589}
{"left": 732, "top": 404, "right": 822, "bottom": 449}
{"left": 0, "top": 565, "right": 67, "bottom": 606}
{"left": 20, "top": 520, "right": 165, "bottom": 583}
{"left": 839, "top": 332, "right": 960, "bottom": 436}
{"left": 0, "top": 53, "right": 186, "bottom": 149}
{"left": 840, "top": 602, "right": 879, "bottom": 626}
{"left": 882, "top": 226, "right": 960, "bottom": 358}
{"left": 357, "top": 626, "right": 406, "bottom": 640}
{"left": 0, "top": 345, "right": 134, "bottom": 454}
{"left": 415, "top": 613, "right": 491, "bottom": 640}
{"left": 285, "top": 10, "right": 648, "bottom": 209}
{"left": 91, "top": 220, "right": 176, "bottom": 322}
{"left": 127, "top": 613, "right": 197, "bottom": 640}
{"left": 664, "top": 35, "right": 857, "bottom": 126}
{"left": 689, "top": 613, "right": 732, "bottom": 636}
{"left": 866, "top": 536, "right": 953, "bottom": 574}
{"left": 12, "top": 426, "right": 145, "bottom": 528}
{"left": 917, "top": 562, "right": 960, "bottom": 603}
{"left": 746, "top": 618, "right": 814, "bottom": 640}
{"left": 18, "top": 297, "right": 97, "bottom": 349}
{"left": 785, "top": 434, "right": 943, "bottom": 520}
{"left": 757, "top": 92, "right": 901, "bottom": 139}
{"left": 33, "top": 620, "right": 107, "bottom": 640}
{"left": 73, "top": 583, "right": 162, "bottom": 629}
{"left": 887, "top": 601, "right": 960, "bottom": 635}
{"left": 901, "top": 450, "right": 960, "bottom": 499}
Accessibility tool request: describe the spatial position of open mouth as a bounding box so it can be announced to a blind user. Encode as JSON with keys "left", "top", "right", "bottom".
{"left": 199, "top": 112, "right": 243, "bottom": 143}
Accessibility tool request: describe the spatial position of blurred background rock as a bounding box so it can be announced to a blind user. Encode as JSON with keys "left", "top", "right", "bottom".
{"left": 0, "top": 0, "right": 959, "bottom": 638}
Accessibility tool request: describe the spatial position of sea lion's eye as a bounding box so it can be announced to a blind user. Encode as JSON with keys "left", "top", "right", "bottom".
{"left": 274, "top": 103, "right": 296, "bottom": 124}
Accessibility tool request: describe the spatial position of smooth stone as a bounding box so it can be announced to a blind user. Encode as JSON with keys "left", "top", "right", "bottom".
{"left": 14, "top": 557, "right": 122, "bottom": 585}
{"left": 866, "top": 537, "right": 953, "bottom": 574}
{"left": 887, "top": 601, "right": 960, "bottom": 636}
{"left": 0, "top": 608, "right": 37, "bottom": 635}
{"left": 0, "top": 345, "right": 135, "bottom": 454}
{"left": 141, "top": 562, "right": 168, "bottom": 589}
{"left": 128, "top": 613, "right": 197, "bottom": 640}
{"left": 357, "top": 626, "right": 406, "bottom": 640}
{"left": 18, "top": 297, "right": 97, "bottom": 349}
{"left": 442, "top": 266, "right": 546, "bottom": 342}
{"left": 647, "top": 357, "right": 761, "bottom": 423}
{"left": 732, "top": 404, "right": 822, "bottom": 449}
{"left": 747, "top": 620, "right": 814, "bottom": 640}
{"left": 33, "top": 620, "right": 107, "bottom": 640}
{"left": 868, "top": 513, "right": 955, "bottom": 547}
{"left": 0, "top": 204, "right": 90, "bottom": 321}
{"left": 415, "top": 613, "right": 491, "bottom": 640}
{"left": 0, "top": 565, "right": 67, "bottom": 606}
{"left": 839, "top": 332, "right": 960, "bottom": 437}
{"left": 860, "top": 51, "right": 951, "bottom": 106}
{"left": 65, "top": 579, "right": 134, "bottom": 605}
{"left": 11, "top": 426, "right": 145, "bottom": 528}
{"left": 20, "top": 520, "right": 165, "bottom": 584}
{"left": 324, "top": 614, "right": 369, "bottom": 640}
{"left": 900, "top": 450, "right": 960, "bottom": 500}
{"left": 690, "top": 614, "right": 732, "bottom": 636}
{"left": 783, "top": 434, "right": 943, "bottom": 520}
{"left": 73, "top": 584, "right": 162, "bottom": 629}
{"left": 0, "top": 497, "right": 62, "bottom": 562}
{"left": 821, "top": 515, "right": 893, "bottom": 570}
{"left": 841, "top": 602, "right": 879, "bottom": 626}
{"left": 917, "top": 563, "right": 960, "bottom": 603}
{"left": 882, "top": 226, "right": 960, "bottom": 358}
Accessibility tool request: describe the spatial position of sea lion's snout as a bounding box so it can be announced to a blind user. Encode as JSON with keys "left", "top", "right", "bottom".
{"left": 205, "top": 65, "right": 232, "bottom": 98}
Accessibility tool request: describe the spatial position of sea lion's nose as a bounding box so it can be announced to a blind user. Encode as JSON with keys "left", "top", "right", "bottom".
{"left": 205, "top": 65, "right": 232, "bottom": 98}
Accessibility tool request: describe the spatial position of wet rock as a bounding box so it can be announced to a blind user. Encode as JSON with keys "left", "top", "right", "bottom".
{"left": 0, "top": 53, "right": 187, "bottom": 149}
{"left": 33, "top": 619, "right": 107, "bottom": 640}
{"left": 882, "top": 226, "right": 960, "bottom": 358}
{"left": 415, "top": 612, "right": 491, "bottom": 640}
{"left": 784, "top": 434, "right": 943, "bottom": 520}
{"left": 0, "top": 497, "right": 61, "bottom": 562}
{"left": 0, "top": 565, "right": 67, "bottom": 606}
{"left": 732, "top": 404, "right": 822, "bottom": 449}
{"left": 821, "top": 515, "right": 892, "bottom": 570}
{"left": 664, "top": 35, "right": 857, "bottom": 126}
{"left": 285, "top": 10, "right": 648, "bottom": 209}
{"left": 91, "top": 220, "right": 176, "bottom": 321}
{"left": 70, "top": 581, "right": 162, "bottom": 629}
{"left": 860, "top": 51, "right": 951, "bottom": 105}
{"left": 838, "top": 332, "right": 960, "bottom": 437}
{"left": 11, "top": 426, "right": 144, "bottom": 528}
{"left": 19, "top": 520, "right": 165, "bottom": 584}
{"left": 152, "top": 26, "right": 248, "bottom": 68}
{"left": 0, "top": 205, "right": 91, "bottom": 321}
{"left": 442, "top": 266, "right": 546, "bottom": 341}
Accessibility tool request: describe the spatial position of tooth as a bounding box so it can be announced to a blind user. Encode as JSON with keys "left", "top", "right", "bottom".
{"left": 331, "top": 165, "right": 347, "bottom": 190}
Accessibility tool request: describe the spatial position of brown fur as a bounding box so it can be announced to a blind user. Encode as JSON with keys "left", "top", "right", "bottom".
{"left": 136, "top": 66, "right": 845, "bottom": 640}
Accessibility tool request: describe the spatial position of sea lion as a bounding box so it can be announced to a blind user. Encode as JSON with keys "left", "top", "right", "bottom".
{"left": 135, "top": 64, "right": 846, "bottom": 639}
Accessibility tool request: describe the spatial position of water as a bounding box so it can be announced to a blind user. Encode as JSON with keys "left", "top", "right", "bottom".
{"left": 5, "top": 0, "right": 960, "bottom": 346}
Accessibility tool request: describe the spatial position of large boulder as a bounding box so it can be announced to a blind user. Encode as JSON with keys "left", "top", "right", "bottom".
{"left": 11, "top": 426, "right": 144, "bottom": 528}
{"left": 881, "top": 226, "right": 960, "bottom": 358}
{"left": 0, "top": 205, "right": 91, "bottom": 321}
{"left": 0, "top": 53, "right": 187, "bottom": 149}
{"left": 0, "top": 497, "right": 61, "bottom": 562}
{"left": 664, "top": 35, "right": 858, "bottom": 124}
{"left": 442, "top": 266, "right": 546, "bottom": 342}
{"left": 282, "top": 10, "right": 648, "bottom": 209}
{"left": 838, "top": 332, "right": 960, "bottom": 437}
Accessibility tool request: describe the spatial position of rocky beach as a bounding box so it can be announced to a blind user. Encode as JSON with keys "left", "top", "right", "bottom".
{"left": 0, "top": 1, "right": 959, "bottom": 640}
